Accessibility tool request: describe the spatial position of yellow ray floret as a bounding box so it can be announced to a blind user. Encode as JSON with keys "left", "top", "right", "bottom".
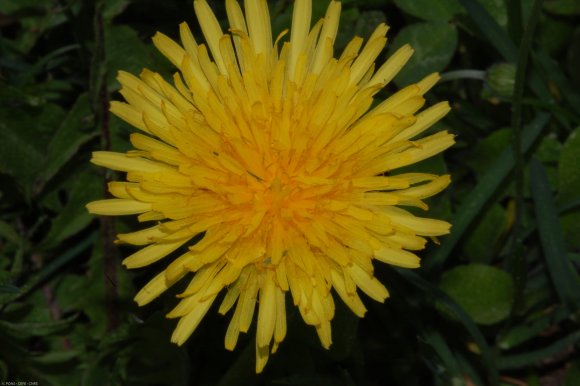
{"left": 87, "top": 0, "right": 455, "bottom": 374}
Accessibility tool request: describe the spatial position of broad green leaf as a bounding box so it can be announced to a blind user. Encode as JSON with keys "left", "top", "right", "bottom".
{"left": 465, "top": 129, "right": 511, "bottom": 178}
{"left": 105, "top": 25, "right": 157, "bottom": 89}
{"left": 393, "top": 0, "right": 463, "bottom": 21}
{"left": 0, "top": 102, "right": 64, "bottom": 195}
{"left": 439, "top": 264, "right": 515, "bottom": 325}
{"left": 41, "top": 168, "right": 103, "bottom": 249}
{"left": 464, "top": 204, "right": 507, "bottom": 263}
{"left": 353, "top": 11, "right": 387, "bottom": 41}
{"left": 389, "top": 21, "right": 458, "bottom": 87}
{"left": 538, "top": 17, "right": 575, "bottom": 55}
{"left": 537, "top": 135, "right": 563, "bottom": 163}
{"left": 40, "top": 94, "right": 96, "bottom": 188}
{"left": 531, "top": 159, "right": 580, "bottom": 311}
{"left": 103, "top": 0, "right": 131, "bottom": 21}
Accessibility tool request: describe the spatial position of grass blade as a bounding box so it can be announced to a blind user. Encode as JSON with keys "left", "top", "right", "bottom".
{"left": 458, "top": 0, "right": 518, "bottom": 62}
{"left": 8, "top": 232, "right": 97, "bottom": 303}
{"left": 498, "top": 329, "right": 580, "bottom": 370}
{"left": 397, "top": 269, "right": 498, "bottom": 386}
{"left": 530, "top": 159, "right": 580, "bottom": 311}
{"left": 420, "top": 329, "right": 465, "bottom": 386}
{"left": 424, "top": 113, "right": 550, "bottom": 272}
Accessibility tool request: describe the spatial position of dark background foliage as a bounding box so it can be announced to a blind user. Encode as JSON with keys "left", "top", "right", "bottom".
{"left": 1, "top": 0, "right": 580, "bottom": 385}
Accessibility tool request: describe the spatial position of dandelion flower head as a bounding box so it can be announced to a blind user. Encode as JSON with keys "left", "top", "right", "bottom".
{"left": 87, "top": 0, "right": 455, "bottom": 373}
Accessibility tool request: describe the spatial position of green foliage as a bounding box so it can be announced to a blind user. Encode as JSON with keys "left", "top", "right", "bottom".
{"left": 0, "top": 0, "right": 579, "bottom": 385}
{"left": 389, "top": 21, "right": 458, "bottom": 86}
{"left": 439, "top": 264, "right": 515, "bottom": 324}
{"left": 393, "top": 0, "right": 463, "bottom": 21}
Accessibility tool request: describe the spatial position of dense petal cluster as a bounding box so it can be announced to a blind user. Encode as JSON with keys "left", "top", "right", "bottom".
{"left": 87, "top": 0, "right": 454, "bottom": 372}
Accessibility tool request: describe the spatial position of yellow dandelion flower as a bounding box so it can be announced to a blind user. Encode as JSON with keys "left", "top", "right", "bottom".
{"left": 87, "top": 0, "right": 454, "bottom": 373}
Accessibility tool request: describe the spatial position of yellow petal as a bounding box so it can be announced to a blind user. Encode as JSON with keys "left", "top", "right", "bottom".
{"left": 170, "top": 292, "right": 218, "bottom": 345}
{"left": 194, "top": 0, "right": 227, "bottom": 74}
{"left": 374, "top": 248, "right": 421, "bottom": 268}
{"left": 256, "top": 271, "right": 276, "bottom": 348}
{"left": 122, "top": 231, "right": 192, "bottom": 268}
{"left": 91, "top": 151, "right": 173, "bottom": 173}
{"left": 86, "top": 199, "right": 151, "bottom": 215}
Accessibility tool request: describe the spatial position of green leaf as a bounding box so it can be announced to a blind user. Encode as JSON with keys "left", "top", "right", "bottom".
{"left": 537, "top": 135, "right": 563, "bottom": 164}
{"left": 558, "top": 127, "right": 580, "bottom": 203}
{"left": 534, "top": 51, "right": 580, "bottom": 116}
{"left": 40, "top": 94, "right": 96, "bottom": 189}
{"left": 498, "top": 307, "right": 568, "bottom": 350}
{"left": 538, "top": 17, "right": 576, "bottom": 56}
{"left": 0, "top": 262, "right": 20, "bottom": 296}
{"left": 420, "top": 330, "right": 464, "bottom": 385}
{"left": 0, "top": 1, "right": 66, "bottom": 53}
{"left": 564, "top": 361, "right": 580, "bottom": 386}
{"left": 530, "top": 159, "right": 580, "bottom": 311}
{"left": 464, "top": 204, "right": 507, "bottom": 263}
{"left": 498, "top": 330, "right": 580, "bottom": 369}
{"left": 353, "top": 11, "right": 387, "bottom": 41}
{"left": 103, "top": 0, "right": 131, "bottom": 21}
{"left": 31, "top": 350, "right": 79, "bottom": 365}
{"left": 393, "top": 0, "right": 463, "bottom": 21}
{"left": 458, "top": 0, "right": 518, "bottom": 62}
{"left": 389, "top": 21, "right": 458, "bottom": 87}
{"left": 439, "top": 264, "right": 515, "bottom": 325}
{"left": 398, "top": 269, "right": 498, "bottom": 385}
{"left": 105, "top": 25, "right": 157, "bottom": 89}
{"left": 3, "top": 232, "right": 97, "bottom": 304}
{"left": 41, "top": 169, "right": 103, "bottom": 249}
{"left": 0, "top": 103, "right": 63, "bottom": 190}
{"left": 544, "top": 0, "right": 580, "bottom": 15}
{"left": 425, "top": 113, "right": 550, "bottom": 271}
{"left": 478, "top": 0, "right": 509, "bottom": 28}
{"left": 0, "top": 220, "right": 19, "bottom": 245}
{"left": 465, "top": 128, "right": 511, "bottom": 178}
{"left": 0, "top": 314, "right": 77, "bottom": 337}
